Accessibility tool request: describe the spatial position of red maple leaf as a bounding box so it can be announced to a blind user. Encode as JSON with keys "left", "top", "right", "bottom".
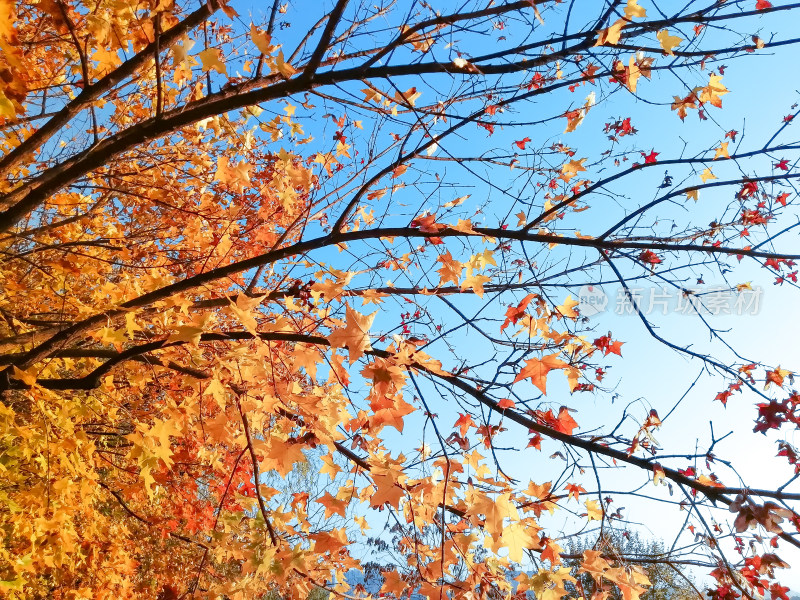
{"left": 770, "top": 584, "right": 790, "bottom": 600}
{"left": 554, "top": 407, "right": 578, "bottom": 435}
{"left": 756, "top": 0, "right": 773, "bottom": 9}
{"left": 776, "top": 192, "right": 790, "bottom": 206}
{"left": 453, "top": 413, "right": 475, "bottom": 436}
{"left": 738, "top": 179, "right": 759, "bottom": 199}
{"left": 514, "top": 137, "right": 532, "bottom": 150}
{"left": 754, "top": 400, "right": 789, "bottom": 433}
{"left": 497, "top": 398, "right": 516, "bottom": 410}
{"left": 639, "top": 250, "right": 662, "bottom": 265}
{"left": 593, "top": 334, "right": 623, "bottom": 356}
{"left": 501, "top": 293, "right": 537, "bottom": 331}
{"left": 642, "top": 149, "right": 659, "bottom": 164}
{"left": 774, "top": 159, "right": 790, "bottom": 171}
{"left": 715, "top": 390, "right": 733, "bottom": 406}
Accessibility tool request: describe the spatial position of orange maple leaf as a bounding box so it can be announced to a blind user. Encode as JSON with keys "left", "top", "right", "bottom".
{"left": 315, "top": 491, "right": 348, "bottom": 519}
{"left": 513, "top": 353, "right": 568, "bottom": 394}
{"left": 565, "top": 483, "right": 586, "bottom": 501}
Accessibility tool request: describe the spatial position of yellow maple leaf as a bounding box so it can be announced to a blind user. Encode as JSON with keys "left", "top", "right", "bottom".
{"left": 460, "top": 267, "right": 491, "bottom": 297}
{"left": 197, "top": 48, "right": 227, "bottom": 75}
{"left": 699, "top": 74, "right": 728, "bottom": 108}
{"left": 656, "top": 29, "right": 682, "bottom": 55}
{"left": 560, "top": 158, "right": 587, "bottom": 182}
{"left": 471, "top": 492, "right": 519, "bottom": 537}
{"left": 362, "top": 87, "right": 384, "bottom": 103}
{"left": 275, "top": 50, "right": 296, "bottom": 78}
{"left": 555, "top": 295, "right": 579, "bottom": 319}
{"left": 500, "top": 521, "right": 536, "bottom": 563}
{"left": 168, "top": 325, "right": 204, "bottom": 346}
{"left": 624, "top": 0, "right": 647, "bottom": 18}
{"left": 604, "top": 566, "right": 651, "bottom": 600}
{"left": 585, "top": 499, "right": 603, "bottom": 521}
{"left": 327, "top": 304, "right": 377, "bottom": 363}
{"left": 250, "top": 24, "right": 274, "bottom": 55}
{"left": 714, "top": 142, "right": 730, "bottom": 160}
{"left": 595, "top": 18, "right": 626, "bottom": 46}
{"left": 700, "top": 168, "right": 717, "bottom": 183}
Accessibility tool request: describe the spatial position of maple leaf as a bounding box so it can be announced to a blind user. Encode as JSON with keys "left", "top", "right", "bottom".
{"left": 594, "top": 334, "right": 623, "bottom": 356}
{"left": 765, "top": 366, "right": 792, "bottom": 389}
{"left": 391, "top": 164, "right": 408, "bottom": 179}
{"left": 319, "top": 453, "right": 343, "bottom": 480}
{"left": 612, "top": 57, "right": 642, "bottom": 93}
{"left": 565, "top": 483, "right": 586, "bottom": 501}
{"left": 699, "top": 74, "right": 729, "bottom": 108}
{"left": 316, "top": 491, "right": 348, "bottom": 519}
{"left": 714, "top": 142, "right": 730, "bottom": 160}
{"left": 197, "top": 48, "right": 227, "bottom": 75}
{"left": 774, "top": 159, "right": 790, "bottom": 171}
{"left": 372, "top": 396, "right": 415, "bottom": 433}
{"left": 501, "top": 293, "right": 537, "bottom": 331}
{"left": 624, "top": 0, "right": 647, "bottom": 19}
{"left": 671, "top": 93, "right": 698, "bottom": 120}
{"left": 700, "top": 168, "right": 717, "bottom": 183}
{"left": 595, "top": 19, "right": 626, "bottom": 46}
{"left": 514, "top": 137, "right": 532, "bottom": 150}
{"left": 585, "top": 499, "right": 603, "bottom": 521}
{"left": 327, "top": 304, "right": 378, "bottom": 363}
{"left": 274, "top": 51, "right": 297, "bottom": 78}
{"left": 756, "top": 0, "right": 773, "bottom": 8}
{"left": 513, "top": 354, "right": 569, "bottom": 394}
{"left": 410, "top": 213, "right": 445, "bottom": 233}
{"left": 370, "top": 474, "right": 405, "bottom": 509}
{"left": 471, "top": 492, "right": 519, "bottom": 537}
{"left": 564, "top": 92, "right": 596, "bottom": 132}
{"left": 501, "top": 521, "right": 536, "bottom": 563}
{"left": 638, "top": 250, "right": 662, "bottom": 265}
{"left": 554, "top": 407, "right": 578, "bottom": 435}
{"left": 460, "top": 267, "right": 491, "bottom": 297}
{"left": 394, "top": 87, "right": 421, "bottom": 107}
{"left": 606, "top": 566, "right": 651, "bottom": 600}
{"left": 555, "top": 295, "right": 579, "bottom": 318}
{"left": 454, "top": 413, "right": 475, "bottom": 436}
{"left": 642, "top": 149, "right": 658, "bottom": 164}
{"left": 436, "top": 251, "right": 463, "bottom": 286}
{"left": 580, "top": 549, "right": 613, "bottom": 581}
{"left": 560, "top": 158, "right": 587, "bottom": 181}
{"left": 656, "top": 29, "right": 682, "bottom": 55}
{"left": 250, "top": 24, "right": 275, "bottom": 55}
